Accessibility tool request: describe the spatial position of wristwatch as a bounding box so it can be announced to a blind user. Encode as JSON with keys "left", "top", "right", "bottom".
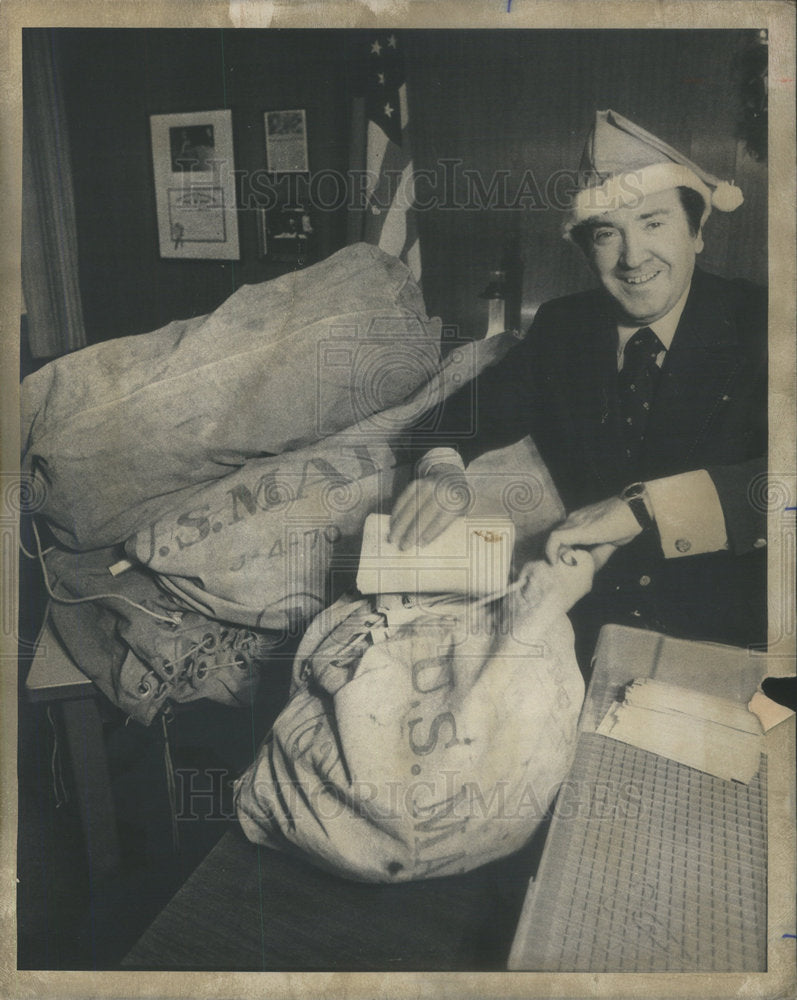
{"left": 620, "top": 481, "right": 655, "bottom": 533}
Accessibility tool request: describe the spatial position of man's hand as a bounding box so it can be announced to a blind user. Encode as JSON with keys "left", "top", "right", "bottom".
{"left": 389, "top": 464, "right": 474, "bottom": 550}
{"left": 544, "top": 496, "right": 642, "bottom": 569}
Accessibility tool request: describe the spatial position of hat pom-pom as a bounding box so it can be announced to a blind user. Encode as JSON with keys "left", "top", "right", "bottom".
{"left": 712, "top": 181, "right": 744, "bottom": 212}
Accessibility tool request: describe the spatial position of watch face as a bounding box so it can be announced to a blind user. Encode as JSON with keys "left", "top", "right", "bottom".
{"left": 623, "top": 482, "right": 645, "bottom": 500}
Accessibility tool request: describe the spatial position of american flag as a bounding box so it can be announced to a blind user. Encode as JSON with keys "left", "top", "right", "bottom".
{"left": 359, "top": 32, "right": 422, "bottom": 282}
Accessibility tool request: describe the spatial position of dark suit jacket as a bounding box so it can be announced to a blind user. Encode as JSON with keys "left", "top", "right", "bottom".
{"left": 425, "top": 267, "right": 767, "bottom": 658}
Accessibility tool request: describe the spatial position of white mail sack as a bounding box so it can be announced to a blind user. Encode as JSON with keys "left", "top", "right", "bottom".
{"left": 234, "top": 555, "right": 592, "bottom": 882}
{"left": 21, "top": 243, "right": 442, "bottom": 549}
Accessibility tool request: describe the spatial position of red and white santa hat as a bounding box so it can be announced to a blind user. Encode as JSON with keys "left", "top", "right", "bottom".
{"left": 564, "top": 109, "right": 744, "bottom": 237}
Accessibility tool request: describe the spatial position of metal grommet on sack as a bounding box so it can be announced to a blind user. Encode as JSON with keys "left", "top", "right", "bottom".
{"left": 138, "top": 670, "right": 158, "bottom": 696}
{"left": 364, "top": 612, "right": 388, "bottom": 632}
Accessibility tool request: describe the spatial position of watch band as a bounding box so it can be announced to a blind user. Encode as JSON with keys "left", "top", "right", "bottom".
{"left": 620, "top": 481, "right": 655, "bottom": 532}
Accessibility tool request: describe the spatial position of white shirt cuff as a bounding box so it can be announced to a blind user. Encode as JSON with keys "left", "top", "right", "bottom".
{"left": 645, "top": 469, "right": 729, "bottom": 558}
{"left": 416, "top": 447, "right": 465, "bottom": 479}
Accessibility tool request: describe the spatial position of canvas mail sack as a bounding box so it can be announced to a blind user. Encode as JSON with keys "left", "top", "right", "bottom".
{"left": 234, "top": 553, "right": 592, "bottom": 882}
{"left": 21, "top": 243, "right": 442, "bottom": 550}
{"left": 123, "top": 330, "right": 516, "bottom": 633}
{"left": 44, "top": 546, "right": 274, "bottom": 725}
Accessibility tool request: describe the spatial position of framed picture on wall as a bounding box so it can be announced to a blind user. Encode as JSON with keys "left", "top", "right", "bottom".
{"left": 149, "top": 109, "right": 240, "bottom": 259}
{"left": 264, "top": 109, "right": 309, "bottom": 172}
{"left": 256, "top": 203, "right": 316, "bottom": 264}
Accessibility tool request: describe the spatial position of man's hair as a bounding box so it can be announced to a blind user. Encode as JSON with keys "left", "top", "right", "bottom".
{"left": 570, "top": 185, "right": 706, "bottom": 253}
{"left": 676, "top": 186, "right": 706, "bottom": 236}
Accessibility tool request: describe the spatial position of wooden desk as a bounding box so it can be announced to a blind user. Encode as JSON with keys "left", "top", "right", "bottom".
{"left": 26, "top": 620, "right": 121, "bottom": 882}
{"left": 122, "top": 821, "right": 543, "bottom": 970}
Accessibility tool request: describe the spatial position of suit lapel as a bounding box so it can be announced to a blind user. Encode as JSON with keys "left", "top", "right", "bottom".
{"left": 642, "top": 269, "right": 744, "bottom": 475}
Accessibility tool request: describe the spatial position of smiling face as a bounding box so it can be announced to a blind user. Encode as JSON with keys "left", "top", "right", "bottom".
{"left": 581, "top": 188, "right": 704, "bottom": 325}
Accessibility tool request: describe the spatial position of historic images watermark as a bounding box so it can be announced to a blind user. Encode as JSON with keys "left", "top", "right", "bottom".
{"left": 165, "top": 159, "right": 651, "bottom": 216}
{"left": 175, "top": 766, "right": 646, "bottom": 825}
{"left": 2, "top": 472, "right": 49, "bottom": 657}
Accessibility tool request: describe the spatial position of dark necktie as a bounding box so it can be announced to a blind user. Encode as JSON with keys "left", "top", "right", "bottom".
{"left": 618, "top": 326, "right": 665, "bottom": 464}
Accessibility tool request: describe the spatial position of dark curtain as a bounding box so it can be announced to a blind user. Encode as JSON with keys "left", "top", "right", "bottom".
{"left": 22, "top": 30, "right": 86, "bottom": 358}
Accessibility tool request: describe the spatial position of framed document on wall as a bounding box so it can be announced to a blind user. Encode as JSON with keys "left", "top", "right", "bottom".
{"left": 149, "top": 109, "right": 240, "bottom": 260}
{"left": 264, "top": 109, "right": 309, "bottom": 173}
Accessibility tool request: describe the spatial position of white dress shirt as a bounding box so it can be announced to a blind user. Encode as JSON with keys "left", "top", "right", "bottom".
{"left": 616, "top": 282, "right": 690, "bottom": 370}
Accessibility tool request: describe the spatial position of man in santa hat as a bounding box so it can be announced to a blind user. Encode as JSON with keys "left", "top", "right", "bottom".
{"left": 390, "top": 109, "right": 767, "bottom": 666}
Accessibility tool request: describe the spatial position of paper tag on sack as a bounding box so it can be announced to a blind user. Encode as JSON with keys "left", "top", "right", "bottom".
{"left": 356, "top": 513, "right": 514, "bottom": 596}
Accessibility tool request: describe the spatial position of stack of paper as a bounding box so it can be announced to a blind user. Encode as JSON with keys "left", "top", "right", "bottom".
{"left": 597, "top": 677, "right": 764, "bottom": 783}
{"left": 356, "top": 513, "right": 514, "bottom": 597}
